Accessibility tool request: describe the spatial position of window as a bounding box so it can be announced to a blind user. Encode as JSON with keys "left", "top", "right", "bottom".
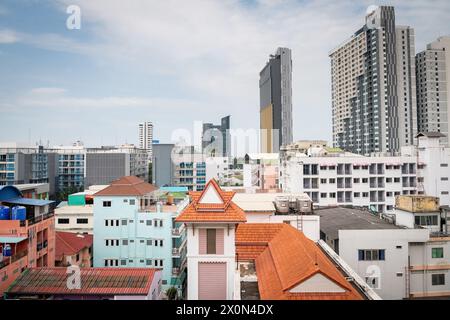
{"left": 106, "top": 219, "right": 119, "bottom": 226}
{"left": 146, "top": 220, "right": 152, "bottom": 226}
{"left": 329, "top": 193, "right": 336, "bottom": 198}
{"left": 329, "top": 178, "right": 336, "bottom": 184}
{"left": 76, "top": 254, "right": 80, "bottom": 261}
{"left": 121, "top": 219, "right": 127, "bottom": 226}
{"left": 358, "top": 249, "right": 385, "bottom": 261}
{"left": 103, "top": 201, "right": 112, "bottom": 207}
{"left": 77, "top": 218, "right": 88, "bottom": 224}
{"left": 121, "top": 260, "right": 127, "bottom": 266}
{"left": 440, "top": 163, "right": 448, "bottom": 167}
{"left": 432, "top": 248, "right": 444, "bottom": 259}
{"left": 147, "top": 239, "right": 152, "bottom": 246}
{"left": 320, "top": 193, "right": 327, "bottom": 198}
{"left": 105, "top": 239, "right": 119, "bottom": 247}
{"left": 129, "top": 199, "right": 136, "bottom": 205}
{"left": 206, "top": 229, "right": 216, "bottom": 254}
{"left": 122, "top": 240, "right": 128, "bottom": 246}
{"left": 415, "top": 215, "right": 438, "bottom": 226}
{"left": 104, "top": 259, "right": 119, "bottom": 267}
{"left": 146, "top": 259, "right": 152, "bottom": 266}
{"left": 432, "top": 274, "right": 445, "bottom": 286}
{"left": 58, "top": 218, "right": 70, "bottom": 224}
{"left": 320, "top": 179, "right": 327, "bottom": 184}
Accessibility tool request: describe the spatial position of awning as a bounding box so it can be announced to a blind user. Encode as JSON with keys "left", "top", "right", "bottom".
{"left": 0, "top": 236, "right": 27, "bottom": 244}
{"left": 3, "top": 198, "right": 54, "bottom": 207}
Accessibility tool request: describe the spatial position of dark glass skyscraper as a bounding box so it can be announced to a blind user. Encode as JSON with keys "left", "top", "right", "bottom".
{"left": 259, "top": 47, "right": 293, "bottom": 153}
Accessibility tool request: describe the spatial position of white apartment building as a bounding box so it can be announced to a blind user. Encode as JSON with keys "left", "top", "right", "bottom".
{"left": 416, "top": 36, "right": 450, "bottom": 146}
{"left": 280, "top": 133, "right": 450, "bottom": 213}
{"left": 55, "top": 203, "right": 93, "bottom": 234}
{"left": 139, "top": 121, "right": 154, "bottom": 161}
{"left": 318, "top": 202, "right": 450, "bottom": 300}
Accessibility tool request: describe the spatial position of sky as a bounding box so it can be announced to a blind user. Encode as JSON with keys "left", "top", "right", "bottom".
{"left": 0, "top": 0, "right": 449, "bottom": 149}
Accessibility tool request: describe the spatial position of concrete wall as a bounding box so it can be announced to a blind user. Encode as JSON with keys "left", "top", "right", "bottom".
{"left": 152, "top": 144, "right": 174, "bottom": 187}
{"left": 338, "top": 228, "right": 429, "bottom": 300}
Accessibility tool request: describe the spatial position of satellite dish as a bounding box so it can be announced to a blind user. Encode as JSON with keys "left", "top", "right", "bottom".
{"left": 366, "top": 5, "right": 378, "bottom": 16}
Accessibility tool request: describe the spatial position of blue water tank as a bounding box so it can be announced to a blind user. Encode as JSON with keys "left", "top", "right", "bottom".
{"left": 0, "top": 205, "right": 10, "bottom": 220}
{"left": 11, "top": 206, "right": 26, "bottom": 221}
{"left": 3, "top": 244, "right": 12, "bottom": 257}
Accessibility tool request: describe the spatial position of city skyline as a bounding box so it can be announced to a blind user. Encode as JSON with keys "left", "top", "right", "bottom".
{"left": 1, "top": 1, "right": 449, "bottom": 148}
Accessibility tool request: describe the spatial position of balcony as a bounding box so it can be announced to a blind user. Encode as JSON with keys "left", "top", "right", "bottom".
{"left": 0, "top": 249, "right": 28, "bottom": 269}
{"left": 172, "top": 267, "right": 180, "bottom": 276}
{"left": 19, "top": 211, "right": 55, "bottom": 227}
{"left": 172, "top": 248, "right": 181, "bottom": 257}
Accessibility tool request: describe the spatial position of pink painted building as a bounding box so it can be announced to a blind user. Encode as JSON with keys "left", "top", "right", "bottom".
{"left": 176, "top": 179, "right": 246, "bottom": 300}
{"left": 0, "top": 186, "right": 56, "bottom": 296}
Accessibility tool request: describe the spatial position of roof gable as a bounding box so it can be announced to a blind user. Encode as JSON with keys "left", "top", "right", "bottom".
{"left": 175, "top": 179, "right": 246, "bottom": 223}
{"left": 198, "top": 181, "right": 224, "bottom": 205}
{"left": 289, "top": 273, "right": 346, "bottom": 293}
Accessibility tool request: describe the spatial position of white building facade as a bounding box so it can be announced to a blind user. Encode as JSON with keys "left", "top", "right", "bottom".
{"left": 280, "top": 134, "right": 450, "bottom": 212}
{"left": 139, "top": 121, "right": 154, "bottom": 161}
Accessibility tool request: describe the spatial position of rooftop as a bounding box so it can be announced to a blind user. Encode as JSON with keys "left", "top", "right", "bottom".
{"left": 55, "top": 232, "right": 93, "bottom": 261}
{"left": 6, "top": 268, "right": 159, "bottom": 296}
{"left": 236, "top": 223, "right": 363, "bottom": 300}
{"left": 93, "top": 176, "right": 157, "bottom": 197}
{"left": 176, "top": 179, "right": 246, "bottom": 223}
{"left": 232, "top": 193, "right": 310, "bottom": 212}
{"left": 316, "top": 207, "right": 399, "bottom": 240}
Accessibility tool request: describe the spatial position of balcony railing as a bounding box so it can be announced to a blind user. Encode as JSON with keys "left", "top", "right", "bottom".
{"left": 0, "top": 249, "right": 28, "bottom": 269}
{"left": 172, "top": 248, "right": 181, "bottom": 256}
{"left": 20, "top": 211, "right": 55, "bottom": 227}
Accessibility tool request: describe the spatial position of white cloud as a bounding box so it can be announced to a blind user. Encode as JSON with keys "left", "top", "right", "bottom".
{"left": 0, "top": 29, "right": 20, "bottom": 44}
{"left": 3, "top": 0, "right": 450, "bottom": 144}
{"left": 13, "top": 88, "right": 203, "bottom": 110}
{"left": 30, "top": 87, "right": 67, "bottom": 95}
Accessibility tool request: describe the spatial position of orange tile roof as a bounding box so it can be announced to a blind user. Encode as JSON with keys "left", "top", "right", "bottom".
{"left": 93, "top": 176, "right": 157, "bottom": 196}
{"left": 55, "top": 232, "right": 93, "bottom": 261}
{"left": 176, "top": 179, "right": 247, "bottom": 223}
{"left": 236, "top": 223, "right": 363, "bottom": 300}
{"left": 7, "top": 268, "right": 160, "bottom": 296}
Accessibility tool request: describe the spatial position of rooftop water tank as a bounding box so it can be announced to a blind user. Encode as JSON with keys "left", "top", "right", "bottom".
{"left": 3, "top": 244, "right": 12, "bottom": 257}
{"left": 0, "top": 205, "right": 10, "bottom": 220}
{"left": 11, "top": 206, "right": 26, "bottom": 221}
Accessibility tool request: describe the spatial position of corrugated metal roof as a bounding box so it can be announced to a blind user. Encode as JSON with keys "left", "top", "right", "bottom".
{"left": 7, "top": 268, "right": 160, "bottom": 296}
{"left": 0, "top": 236, "right": 27, "bottom": 244}
{"left": 4, "top": 198, "right": 54, "bottom": 206}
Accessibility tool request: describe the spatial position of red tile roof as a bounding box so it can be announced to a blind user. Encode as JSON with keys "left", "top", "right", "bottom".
{"left": 7, "top": 268, "right": 160, "bottom": 296}
{"left": 93, "top": 176, "right": 157, "bottom": 196}
{"left": 236, "top": 223, "right": 363, "bottom": 300}
{"left": 55, "top": 232, "right": 93, "bottom": 261}
{"left": 176, "top": 179, "right": 247, "bottom": 223}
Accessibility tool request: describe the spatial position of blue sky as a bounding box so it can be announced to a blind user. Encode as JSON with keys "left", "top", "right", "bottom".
{"left": 1, "top": 0, "right": 449, "bottom": 148}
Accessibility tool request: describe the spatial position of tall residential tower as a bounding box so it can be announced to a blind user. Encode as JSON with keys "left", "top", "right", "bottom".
{"left": 330, "top": 6, "right": 417, "bottom": 155}
{"left": 416, "top": 36, "right": 450, "bottom": 146}
{"left": 139, "top": 121, "right": 154, "bottom": 161}
{"left": 259, "top": 47, "right": 293, "bottom": 153}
